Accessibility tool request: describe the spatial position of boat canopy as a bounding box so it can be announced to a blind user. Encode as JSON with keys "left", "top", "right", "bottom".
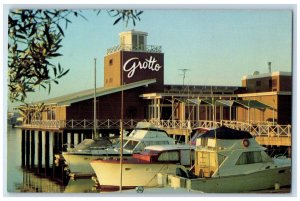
{"left": 200, "top": 126, "right": 253, "bottom": 139}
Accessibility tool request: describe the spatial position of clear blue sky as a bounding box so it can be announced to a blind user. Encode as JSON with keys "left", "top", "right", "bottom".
{"left": 7, "top": 9, "right": 292, "bottom": 110}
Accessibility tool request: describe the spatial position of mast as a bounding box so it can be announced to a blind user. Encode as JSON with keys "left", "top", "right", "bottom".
{"left": 119, "top": 51, "right": 124, "bottom": 192}
{"left": 93, "top": 58, "right": 97, "bottom": 139}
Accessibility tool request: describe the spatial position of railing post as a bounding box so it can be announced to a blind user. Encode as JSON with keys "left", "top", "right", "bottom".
{"left": 71, "top": 119, "right": 74, "bottom": 129}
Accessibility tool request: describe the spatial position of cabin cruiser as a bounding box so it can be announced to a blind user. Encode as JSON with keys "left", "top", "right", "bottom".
{"left": 170, "top": 126, "right": 291, "bottom": 193}
{"left": 90, "top": 144, "right": 195, "bottom": 191}
{"left": 62, "top": 122, "right": 176, "bottom": 173}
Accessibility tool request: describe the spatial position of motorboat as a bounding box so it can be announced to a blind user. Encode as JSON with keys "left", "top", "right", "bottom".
{"left": 169, "top": 126, "right": 291, "bottom": 193}
{"left": 62, "top": 122, "right": 176, "bottom": 173}
{"left": 90, "top": 144, "right": 195, "bottom": 191}
{"left": 189, "top": 127, "right": 211, "bottom": 145}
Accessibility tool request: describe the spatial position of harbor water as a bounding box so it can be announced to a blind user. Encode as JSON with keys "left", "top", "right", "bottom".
{"left": 5, "top": 126, "right": 291, "bottom": 195}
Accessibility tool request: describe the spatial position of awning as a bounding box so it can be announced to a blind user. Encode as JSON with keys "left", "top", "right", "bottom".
{"left": 234, "top": 100, "right": 273, "bottom": 110}
{"left": 187, "top": 98, "right": 273, "bottom": 110}
{"left": 187, "top": 98, "right": 213, "bottom": 105}
{"left": 215, "top": 100, "right": 234, "bottom": 107}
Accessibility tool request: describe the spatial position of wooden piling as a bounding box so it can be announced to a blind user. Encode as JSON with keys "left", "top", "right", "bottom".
{"left": 45, "top": 131, "right": 50, "bottom": 176}
{"left": 70, "top": 132, "right": 74, "bottom": 147}
{"left": 77, "top": 133, "right": 82, "bottom": 144}
{"left": 25, "top": 130, "right": 30, "bottom": 169}
{"left": 37, "top": 130, "right": 43, "bottom": 174}
{"left": 30, "top": 130, "right": 35, "bottom": 169}
{"left": 62, "top": 131, "right": 68, "bottom": 151}
{"left": 21, "top": 129, "right": 26, "bottom": 167}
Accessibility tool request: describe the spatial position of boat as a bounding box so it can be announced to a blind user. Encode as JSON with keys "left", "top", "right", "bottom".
{"left": 189, "top": 127, "right": 211, "bottom": 145}
{"left": 62, "top": 121, "right": 176, "bottom": 173}
{"left": 90, "top": 144, "right": 195, "bottom": 191}
{"left": 168, "top": 126, "right": 291, "bottom": 193}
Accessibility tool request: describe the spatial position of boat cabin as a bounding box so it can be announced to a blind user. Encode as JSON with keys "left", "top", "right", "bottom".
{"left": 113, "top": 122, "right": 176, "bottom": 153}
{"left": 132, "top": 145, "right": 195, "bottom": 166}
{"left": 194, "top": 126, "right": 273, "bottom": 178}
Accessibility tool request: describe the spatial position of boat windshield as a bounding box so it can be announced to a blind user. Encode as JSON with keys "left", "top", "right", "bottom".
{"left": 123, "top": 140, "right": 139, "bottom": 150}
{"left": 73, "top": 139, "right": 111, "bottom": 152}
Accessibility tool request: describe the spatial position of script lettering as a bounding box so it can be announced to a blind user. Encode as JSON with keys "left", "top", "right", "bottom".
{"left": 123, "top": 56, "right": 162, "bottom": 78}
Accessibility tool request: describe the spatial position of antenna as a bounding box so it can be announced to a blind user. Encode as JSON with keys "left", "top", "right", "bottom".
{"left": 178, "top": 68, "right": 190, "bottom": 86}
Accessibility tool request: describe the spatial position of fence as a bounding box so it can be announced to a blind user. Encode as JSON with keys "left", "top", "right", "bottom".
{"left": 23, "top": 119, "right": 291, "bottom": 138}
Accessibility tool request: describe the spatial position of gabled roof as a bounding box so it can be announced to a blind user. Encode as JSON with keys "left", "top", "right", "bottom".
{"left": 36, "top": 79, "right": 156, "bottom": 106}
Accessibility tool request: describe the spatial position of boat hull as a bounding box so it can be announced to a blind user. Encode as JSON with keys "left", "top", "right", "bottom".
{"left": 186, "top": 166, "right": 291, "bottom": 193}
{"left": 62, "top": 153, "right": 131, "bottom": 173}
{"left": 90, "top": 160, "right": 187, "bottom": 188}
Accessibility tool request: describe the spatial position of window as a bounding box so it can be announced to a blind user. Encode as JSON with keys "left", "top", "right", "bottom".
{"left": 218, "top": 154, "right": 227, "bottom": 167}
{"left": 109, "top": 59, "right": 113, "bottom": 65}
{"left": 134, "top": 142, "right": 146, "bottom": 152}
{"left": 158, "top": 151, "right": 179, "bottom": 162}
{"left": 236, "top": 151, "right": 263, "bottom": 165}
{"left": 124, "top": 140, "right": 138, "bottom": 150}
{"left": 47, "top": 110, "right": 56, "bottom": 120}
{"left": 256, "top": 81, "right": 261, "bottom": 87}
{"left": 132, "top": 34, "right": 138, "bottom": 49}
{"left": 269, "top": 79, "right": 272, "bottom": 89}
{"left": 139, "top": 35, "right": 145, "bottom": 50}
{"left": 272, "top": 79, "right": 277, "bottom": 87}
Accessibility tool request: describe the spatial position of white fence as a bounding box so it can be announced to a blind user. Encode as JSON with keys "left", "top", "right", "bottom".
{"left": 23, "top": 119, "right": 291, "bottom": 138}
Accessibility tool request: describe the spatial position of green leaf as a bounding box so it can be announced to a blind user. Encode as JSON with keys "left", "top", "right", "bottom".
{"left": 57, "top": 69, "right": 70, "bottom": 78}
{"left": 53, "top": 66, "right": 57, "bottom": 76}
{"left": 15, "top": 34, "right": 27, "bottom": 40}
{"left": 113, "top": 16, "right": 122, "bottom": 25}
{"left": 56, "top": 24, "right": 64, "bottom": 37}
{"left": 49, "top": 53, "right": 62, "bottom": 57}
{"left": 29, "top": 24, "right": 36, "bottom": 37}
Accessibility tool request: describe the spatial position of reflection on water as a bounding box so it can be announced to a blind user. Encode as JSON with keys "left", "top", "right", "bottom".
{"left": 7, "top": 127, "right": 99, "bottom": 193}
{"left": 15, "top": 170, "right": 64, "bottom": 193}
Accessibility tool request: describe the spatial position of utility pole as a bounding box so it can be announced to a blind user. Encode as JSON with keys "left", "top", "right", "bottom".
{"left": 93, "top": 58, "right": 97, "bottom": 139}
{"left": 179, "top": 68, "right": 190, "bottom": 86}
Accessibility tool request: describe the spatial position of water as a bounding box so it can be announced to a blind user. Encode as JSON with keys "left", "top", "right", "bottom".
{"left": 6, "top": 127, "right": 99, "bottom": 194}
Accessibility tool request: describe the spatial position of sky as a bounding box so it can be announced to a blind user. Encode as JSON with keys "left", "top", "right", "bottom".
{"left": 4, "top": 6, "right": 293, "bottom": 111}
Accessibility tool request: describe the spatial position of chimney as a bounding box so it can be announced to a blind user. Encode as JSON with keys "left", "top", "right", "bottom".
{"left": 268, "top": 62, "right": 272, "bottom": 73}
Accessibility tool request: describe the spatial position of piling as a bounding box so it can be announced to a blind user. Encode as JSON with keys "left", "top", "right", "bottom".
{"left": 44, "top": 131, "right": 50, "bottom": 176}
{"left": 21, "top": 130, "right": 26, "bottom": 167}
{"left": 25, "top": 130, "right": 30, "bottom": 169}
{"left": 70, "top": 132, "right": 74, "bottom": 147}
{"left": 30, "top": 130, "right": 35, "bottom": 169}
{"left": 37, "top": 130, "right": 43, "bottom": 174}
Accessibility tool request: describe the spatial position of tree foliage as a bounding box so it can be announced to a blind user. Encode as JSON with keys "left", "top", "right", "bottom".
{"left": 8, "top": 9, "right": 143, "bottom": 102}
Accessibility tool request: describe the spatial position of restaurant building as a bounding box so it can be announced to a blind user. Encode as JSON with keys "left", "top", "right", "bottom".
{"left": 24, "top": 30, "right": 292, "bottom": 130}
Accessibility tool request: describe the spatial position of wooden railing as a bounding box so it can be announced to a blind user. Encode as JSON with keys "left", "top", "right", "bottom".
{"left": 23, "top": 119, "right": 291, "bottom": 138}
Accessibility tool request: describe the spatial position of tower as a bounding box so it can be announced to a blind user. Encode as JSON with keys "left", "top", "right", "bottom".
{"left": 104, "top": 30, "right": 164, "bottom": 92}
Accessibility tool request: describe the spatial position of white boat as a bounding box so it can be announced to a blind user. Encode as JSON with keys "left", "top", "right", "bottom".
{"left": 90, "top": 144, "right": 195, "bottom": 191}
{"left": 62, "top": 122, "right": 176, "bottom": 173}
{"left": 169, "top": 126, "right": 291, "bottom": 193}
